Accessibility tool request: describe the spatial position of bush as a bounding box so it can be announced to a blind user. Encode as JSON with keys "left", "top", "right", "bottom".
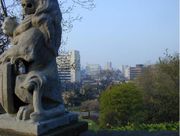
{"left": 99, "top": 83, "right": 144, "bottom": 128}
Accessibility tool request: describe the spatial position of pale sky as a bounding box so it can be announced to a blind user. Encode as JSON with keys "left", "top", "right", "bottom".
{"left": 66, "top": 0, "right": 179, "bottom": 68}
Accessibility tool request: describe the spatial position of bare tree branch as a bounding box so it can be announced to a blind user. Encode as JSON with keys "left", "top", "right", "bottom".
{"left": 0, "top": 12, "right": 9, "bottom": 55}
{"left": 0, "top": 0, "right": 95, "bottom": 54}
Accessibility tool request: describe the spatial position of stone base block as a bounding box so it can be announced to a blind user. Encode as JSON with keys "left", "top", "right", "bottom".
{"left": 0, "top": 113, "right": 87, "bottom": 136}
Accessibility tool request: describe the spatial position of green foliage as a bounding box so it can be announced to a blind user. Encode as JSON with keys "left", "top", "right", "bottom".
{"left": 80, "top": 119, "right": 100, "bottom": 131}
{"left": 136, "top": 52, "right": 179, "bottom": 123}
{"left": 111, "top": 122, "right": 179, "bottom": 132}
{"left": 99, "top": 83, "right": 144, "bottom": 128}
{"left": 81, "top": 118, "right": 179, "bottom": 132}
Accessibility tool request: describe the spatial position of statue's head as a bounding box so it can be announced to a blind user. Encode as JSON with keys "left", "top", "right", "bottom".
{"left": 21, "top": 0, "right": 36, "bottom": 15}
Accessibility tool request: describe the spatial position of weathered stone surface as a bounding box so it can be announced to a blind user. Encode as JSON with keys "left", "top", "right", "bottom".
{"left": 0, "top": 113, "right": 81, "bottom": 136}
{"left": 0, "top": 62, "right": 16, "bottom": 114}
{"left": 0, "top": 122, "right": 88, "bottom": 136}
{"left": 0, "top": 0, "right": 65, "bottom": 122}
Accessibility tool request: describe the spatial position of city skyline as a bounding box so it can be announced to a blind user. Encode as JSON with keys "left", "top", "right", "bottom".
{"left": 81, "top": 61, "right": 144, "bottom": 71}
{"left": 66, "top": 0, "right": 179, "bottom": 68}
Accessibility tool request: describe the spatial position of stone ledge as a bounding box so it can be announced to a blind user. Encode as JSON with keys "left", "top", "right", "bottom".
{"left": 0, "top": 113, "right": 87, "bottom": 136}
{"left": 0, "top": 121, "right": 88, "bottom": 136}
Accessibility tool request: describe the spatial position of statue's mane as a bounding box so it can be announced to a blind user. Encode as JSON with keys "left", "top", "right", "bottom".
{"left": 32, "top": 0, "right": 62, "bottom": 56}
{"left": 14, "top": 0, "right": 62, "bottom": 56}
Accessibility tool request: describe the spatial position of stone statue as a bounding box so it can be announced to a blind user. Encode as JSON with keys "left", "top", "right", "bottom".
{"left": 0, "top": 0, "right": 65, "bottom": 122}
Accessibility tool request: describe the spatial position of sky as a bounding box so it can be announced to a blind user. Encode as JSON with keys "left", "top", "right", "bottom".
{"left": 66, "top": 0, "right": 179, "bottom": 68}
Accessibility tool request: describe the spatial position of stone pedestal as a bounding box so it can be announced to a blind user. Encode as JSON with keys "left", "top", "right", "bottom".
{"left": 0, "top": 113, "right": 88, "bottom": 136}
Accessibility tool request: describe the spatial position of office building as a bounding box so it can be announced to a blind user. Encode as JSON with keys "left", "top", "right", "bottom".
{"left": 56, "top": 50, "right": 81, "bottom": 83}
{"left": 130, "top": 64, "right": 144, "bottom": 80}
{"left": 105, "top": 61, "right": 113, "bottom": 71}
{"left": 85, "top": 64, "right": 101, "bottom": 79}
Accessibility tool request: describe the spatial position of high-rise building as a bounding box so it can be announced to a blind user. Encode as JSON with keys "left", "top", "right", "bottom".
{"left": 85, "top": 64, "right": 101, "bottom": 79}
{"left": 105, "top": 61, "right": 113, "bottom": 71}
{"left": 56, "top": 50, "right": 81, "bottom": 83}
{"left": 122, "top": 65, "right": 130, "bottom": 80}
{"left": 130, "top": 64, "right": 144, "bottom": 80}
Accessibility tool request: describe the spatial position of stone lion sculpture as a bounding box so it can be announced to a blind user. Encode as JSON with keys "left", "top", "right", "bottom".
{"left": 0, "top": 0, "right": 65, "bottom": 121}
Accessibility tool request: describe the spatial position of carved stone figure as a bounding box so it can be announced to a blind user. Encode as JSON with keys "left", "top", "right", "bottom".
{"left": 0, "top": 0, "right": 65, "bottom": 122}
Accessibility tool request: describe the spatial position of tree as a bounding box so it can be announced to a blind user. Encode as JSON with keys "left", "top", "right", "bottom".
{"left": 62, "top": 91, "right": 76, "bottom": 106}
{"left": 80, "top": 99, "right": 99, "bottom": 118}
{"left": 99, "top": 83, "right": 144, "bottom": 128}
{"left": 136, "top": 51, "right": 179, "bottom": 123}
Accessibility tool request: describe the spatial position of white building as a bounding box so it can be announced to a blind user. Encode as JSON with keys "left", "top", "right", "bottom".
{"left": 85, "top": 64, "right": 101, "bottom": 79}
{"left": 56, "top": 50, "right": 81, "bottom": 83}
{"left": 105, "top": 61, "right": 113, "bottom": 71}
{"left": 122, "top": 65, "right": 130, "bottom": 80}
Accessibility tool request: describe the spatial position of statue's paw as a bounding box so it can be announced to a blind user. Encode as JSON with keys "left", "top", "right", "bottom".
{"left": 30, "top": 112, "right": 46, "bottom": 122}
{"left": 23, "top": 82, "right": 35, "bottom": 92}
{"left": 17, "top": 105, "right": 33, "bottom": 121}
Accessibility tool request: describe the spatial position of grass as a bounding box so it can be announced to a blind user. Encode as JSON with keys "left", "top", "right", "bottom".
{"left": 80, "top": 119, "right": 100, "bottom": 131}
{"left": 111, "top": 122, "right": 179, "bottom": 132}
{"left": 80, "top": 119, "right": 179, "bottom": 132}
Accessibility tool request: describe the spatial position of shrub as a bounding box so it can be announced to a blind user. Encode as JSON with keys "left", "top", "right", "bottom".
{"left": 99, "top": 83, "right": 144, "bottom": 128}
